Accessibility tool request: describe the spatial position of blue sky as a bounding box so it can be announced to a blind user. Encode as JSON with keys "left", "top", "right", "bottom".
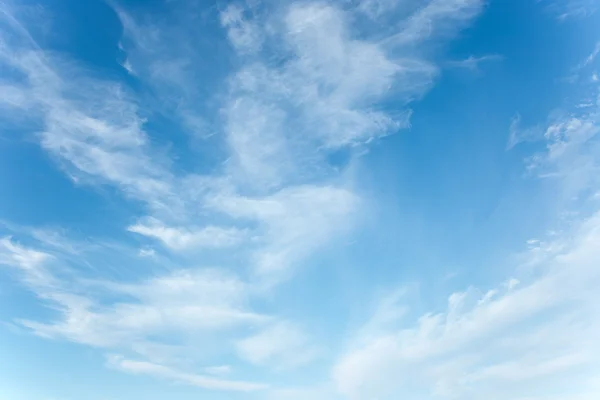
{"left": 1, "top": 0, "right": 600, "bottom": 399}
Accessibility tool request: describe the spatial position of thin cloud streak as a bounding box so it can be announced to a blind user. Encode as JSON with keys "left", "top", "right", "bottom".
{"left": 107, "top": 355, "right": 269, "bottom": 392}
{"left": 446, "top": 54, "right": 503, "bottom": 71}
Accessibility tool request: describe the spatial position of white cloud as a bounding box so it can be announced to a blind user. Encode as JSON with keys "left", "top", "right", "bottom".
{"left": 218, "top": 1, "right": 439, "bottom": 192}
{"left": 0, "top": 238, "right": 62, "bottom": 299}
{"left": 138, "top": 247, "right": 156, "bottom": 258}
{"left": 527, "top": 114, "right": 600, "bottom": 197}
{"left": 0, "top": 236, "right": 268, "bottom": 356}
{"left": 0, "top": 236, "right": 51, "bottom": 270}
{"left": 386, "top": 0, "right": 484, "bottom": 46}
{"left": 236, "top": 321, "right": 317, "bottom": 370}
{"left": 28, "top": 229, "right": 84, "bottom": 255}
{"left": 583, "top": 42, "right": 600, "bottom": 67}
{"left": 128, "top": 341, "right": 188, "bottom": 366}
{"left": 354, "top": 288, "right": 410, "bottom": 343}
{"left": 543, "top": 0, "right": 598, "bottom": 20}
{"left": 128, "top": 217, "right": 246, "bottom": 250}
{"left": 223, "top": 95, "right": 292, "bottom": 188}
{"left": 506, "top": 278, "right": 520, "bottom": 290}
{"left": 357, "top": 0, "right": 397, "bottom": 19}
{"left": 333, "top": 210, "right": 600, "bottom": 399}
{"left": 204, "top": 365, "right": 232, "bottom": 376}
{"left": 1, "top": 0, "right": 489, "bottom": 393}
{"left": 0, "top": 83, "right": 30, "bottom": 109}
{"left": 106, "top": 0, "right": 477, "bottom": 283}
{"left": 0, "top": 35, "right": 176, "bottom": 213}
{"left": 3, "top": 1, "right": 397, "bottom": 281}
{"left": 446, "top": 54, "right": 503, "bottom": 71}
{"left": 208, "top": 184, "right": 358, "bottom": 280}
{"left": 220, "top": 3, "right": 263, "bottom": 54}
{"left": 22, "top": 267, "right": 269, "bottom": 348}
{"left": 281, "top": 2, "right": 424, "bottom": 146}
{"left": 507, "top": 113, "right": 545, "bottom": 149}
{"left": 107, "top": 355, "right": 267, "bottom": 392}
{"left": 509, "top": 76, "right": 600, "bottom": 203}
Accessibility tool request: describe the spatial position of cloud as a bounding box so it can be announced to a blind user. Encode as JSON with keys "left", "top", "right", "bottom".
{"left": 508, "top": 73, "right": 600, "bottom": 203}
{"left": 0, "top": 0, "right": 488, "bottom": 392}
{"left": 0, "top": 38, "right": 176, "bottom": 213}
{"left": 353, "top": 287, "right": 410, "bottom": 343}
{"left": 217, "top": 2, "right": 436, "bottom": 190}
{"left": 446, "top": 54, "right": 503, "bottom": 71}
{"left": 384, "top": 0, "right": 484, "bottom": 46}
{"left": 582, "top": 42, "right": 600, "bottom": 68}
{"left": 507, "top": 113, "right": 545, "bottom": 149}
{"left": 21, "top": 267, "right": 269, "bottom": 348}
{"left": 0, "top": 237, "right": 55, "bottom": 288}
{"left": 0, "top": 236, "right": 51, "bottom": 269}
{"left": 2, "top": 1, "right": 363, "bottom": 287}
{"left": 526, "top": 112, "right": 600, "bottom": 198}
{"left": 357, "top": 0, "right": 405, "bottom": 19}
{"left": 128, "top": 217, "right": 246, "bottom": 250}
{"left": 204, "top": 365, "right": 232, "bottom": 376}
{"left": 208, "top": 184, "right": 359, "bottom": 279}
{"left": 220, "top": 3, "right": 263, "bottom": 54}
{"left": 107, "top": 355, "right": 267, "bottom": 392}
{"left": 566, "top": 41, "right": 600, "bottom": 83}
{"left": 333, "top": 210, "right": 600, "bottom": 399}
{"left": 138, "top": 247, "right": 156, "bottom": 258}
{"left": 2, "top": 0, "right": 482, "bottom": 285}
{"left": 236, "top": 321, "right": 318, "bottom": 370}
{"left": 0, "top": 231, "right": 269, "bottom": 356}
{"left": 542, "top": 0, "right": 598, "bottom": 20}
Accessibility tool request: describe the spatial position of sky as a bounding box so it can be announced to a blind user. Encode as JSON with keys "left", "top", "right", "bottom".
{"left": 0, "top": 0, "right": 600, "bottom": 399}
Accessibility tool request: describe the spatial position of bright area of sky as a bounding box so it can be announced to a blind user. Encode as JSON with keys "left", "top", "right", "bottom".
{"left": 1, "top": 0, "right": 600, "bottom": 399}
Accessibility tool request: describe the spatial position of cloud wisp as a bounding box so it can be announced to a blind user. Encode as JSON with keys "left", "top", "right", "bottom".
{"left": 446, "top": 54, "right": 503, "bottom": 72}
{"left": 0, "top": 0, "right": 537, "bottom": 397}
{"left": 333, "top": 210, "right": 600, "bottom": 399}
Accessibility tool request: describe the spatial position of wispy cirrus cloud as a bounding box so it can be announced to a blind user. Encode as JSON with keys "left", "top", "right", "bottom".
{"left": 204, "top": 364, "right": 233, "bottom": 376}
{"left": 516, "top": 91, "right": 600, "bottom": 200}
{"left": 0, "top": 0, "right": 488, "bottom": 394}
{"left": 107, "top": 354, "right": 268, "bottom": 392}
{"left": 507, "top": 113, "right": 546, "bottom": 149}
{"left": 541, "top": 0, "right": 598, "bottom": 20}
{"left": 127, "top": 217, "right": 247, "bottom": 251}
{"left": 383, "top": 0, "right": 484, "bottom": 46}
{"left": 236, "top": 321, "right": 318, "bottom": 370}
{"left": 0, "top": 237, "right": 267, "bottom": 345}
{"left": 333, "top": 209, "right": 600, "bottom": 399}
{"left": 446, "top": 54, "right": 503, "bottom": 72}
{"left": 582, "top": 42, "right": 600, "bottom": 68}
